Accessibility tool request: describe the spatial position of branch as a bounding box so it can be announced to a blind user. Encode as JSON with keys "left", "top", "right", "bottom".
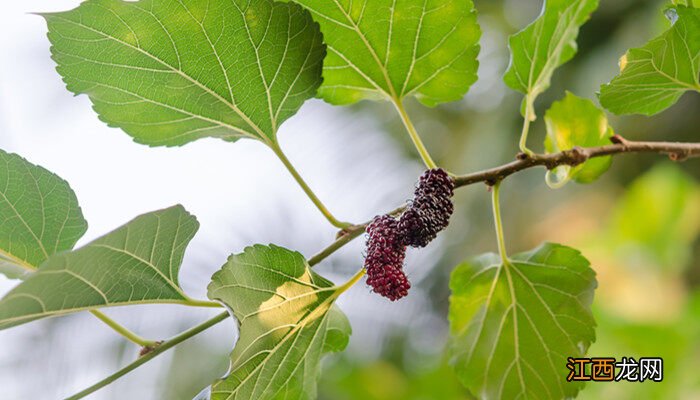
{"left": 454, "top": 135, "right": 700, "bottom": 186}
{"left": 65, "top": 311, "right": 230, "bottom": 400}
{"left": 310, "top": 136, "right": 700, "bottom": 265}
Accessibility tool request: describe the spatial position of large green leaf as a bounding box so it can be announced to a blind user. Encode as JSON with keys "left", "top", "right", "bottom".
{"left": 544, "top": 92, "right": 614, "bottom": 185}
{"left": 44, "top": 0, "right": 325, "bottom": 146}
{"left": 0, "top": 205, "right": 199, "bottom": 329}
{"left": 504, "top": 0, "right": 599, "bottom": 99}
{"left": 599, "top": 6, "right": 700, "bottom": 116}
{"left": 203, "top": 244, "right": 351, "bottom": 400}
{"left": 280, "top": 0, "right": 481, "bottom": 106}
{"left": 0, "top": 149, "right": 87, "bottom": 279}
{"left": 449, "top": 243, "right": 597, "bottom": 399}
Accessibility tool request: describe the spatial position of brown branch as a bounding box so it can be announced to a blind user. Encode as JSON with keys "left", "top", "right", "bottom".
{"left": 454, "top": 135, "right": 700, "bottom": 186}
{"left": 308, "top": 135, "right": 700, "bottom": 266}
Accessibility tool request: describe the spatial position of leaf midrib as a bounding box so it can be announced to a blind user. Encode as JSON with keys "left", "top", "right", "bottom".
{"left": 66, "top": 76, "right": 248, "bottom": 144}
{"left": 239, "top": 287, "right": 335, "bottom": 322}
{"left": 508, "top": 263, "right": 572, "bottom": 397}
{"left": 467, "top": 255, "right": 588, "bottom": 398}
{"left": 92, "top": 243, "right": 186, "bottom": 297}
{"left": 217, "top": 289, "right": 338, "bottom": 399}
{"left": 231, "top": 0, "right": 278, "bottom": 134}
{"left": 329, "top": 0, "right": 399, "bottom": 100}
{"left": 175, "top": 0, "right": 238, "bottom": 115}
{"left": 528, "top": 0, "right": 589, "bottom": 95}
{"left": 322, "top": 0, "right": 471, "bottom": 103}
{"left": 0, "top": 297, "right": 196, "bottom": 325}
{"left": 0, "top": 249, "right": 36, "bottom": 272}
{"left": 508, "top": 266, "right": 528, "bottom": 394}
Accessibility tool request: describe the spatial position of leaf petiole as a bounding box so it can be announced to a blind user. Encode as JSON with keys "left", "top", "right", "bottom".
{"left": 491, "top": 181, "right": 511, "bottom": 266}
{"left": 90, "top": 297, "right": 220, "bottom": 346}
{"left": 335, "top": 268, "right": 367, "bottom": 297}
{"left": 518, "top": 94, "right": 536, "bottom": 155}
{"left": 89, "top": 310, "right": 157, "bottom": 347}
{"left": 269, "top": 142, "right": 352, "bottom": 229}
{"left": 180, "top": 297, "right": 223, "bottom": 308}
{"left": 65, "top": 311, "right": 230, "bottom": 400}
{"left": 393, "top": 99, "right": 439, "bottom": 170}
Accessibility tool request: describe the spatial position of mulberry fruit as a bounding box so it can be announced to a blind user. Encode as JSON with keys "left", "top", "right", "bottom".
{"left": 362, "top": 169, "right": 454, "bottom": 301}
{"left": 398, "top": 168, "right": 455, "bottom": 247}
{"left": 364, "top": 215, "right": 411, "bottom": 301}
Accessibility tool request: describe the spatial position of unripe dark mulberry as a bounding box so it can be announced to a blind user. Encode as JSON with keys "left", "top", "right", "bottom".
{"left": 398, "top": 168, "right": 455, "bottom": 247}
{"left": 364, "top": 215, "right": 411, "bottom": 301}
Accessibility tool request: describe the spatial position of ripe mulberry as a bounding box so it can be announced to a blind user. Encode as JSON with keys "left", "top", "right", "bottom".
{"left": 364, "top": 215, "right": 411, "bottom": 301}
{"left": 398, "top": 168, "right": 455, "bottom": 247}
{"left": 362, "top": 169, "right": 453, "bottom": 301}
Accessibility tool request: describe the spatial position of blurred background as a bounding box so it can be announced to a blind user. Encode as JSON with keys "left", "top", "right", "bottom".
{"left": 1, "top": 0, "right": 699, "bottom": 399}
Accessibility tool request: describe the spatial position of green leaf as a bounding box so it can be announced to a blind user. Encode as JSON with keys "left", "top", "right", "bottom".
{"left": 280, "top": 0, "right": 481, "bottom": 107}
{"left": 0, "top": 149, "right": 87, "bottom": 278}
{"left": 504, "top": 0, "right": 599, "bottom": 98}
{"left": 544, "top": 92, "right": 614, "bottom": 185}
{"left": 449, "top": 243, "right": 597, "bottom": 399}
{"left": 599, "top": 6, "right": 700, "bottom": 116}
{"left": 44, "top": 0, "right": 325, "bottom": 146}
{"left": 0, "top": 205, "right": 199, "bottom": 329}
{"left": 204, "top": 244, "right": 352, "bottom": 400}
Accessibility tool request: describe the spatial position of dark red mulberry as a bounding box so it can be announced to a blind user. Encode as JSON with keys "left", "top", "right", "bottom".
{"left": 398, "top": 168, "right": 455, "bottom": 247}
{"left": 362, "top": 170, "right": 453, "bottom": 300}
{"left": 416, "top": 168, "right": 455, "bottom": 198}
{"left": 365, "top": 263, "right": 410, "bottom": 301}
{"left": 364, "top": 215, "right": 411, "bottom": 301}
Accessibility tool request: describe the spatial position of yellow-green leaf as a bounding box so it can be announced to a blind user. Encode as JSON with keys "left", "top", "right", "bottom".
{"left": 202, "top": 244, "right": 352, "bottom": 400}
{"left": 544, "top": 92, "right": 614, "bottom": 186}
